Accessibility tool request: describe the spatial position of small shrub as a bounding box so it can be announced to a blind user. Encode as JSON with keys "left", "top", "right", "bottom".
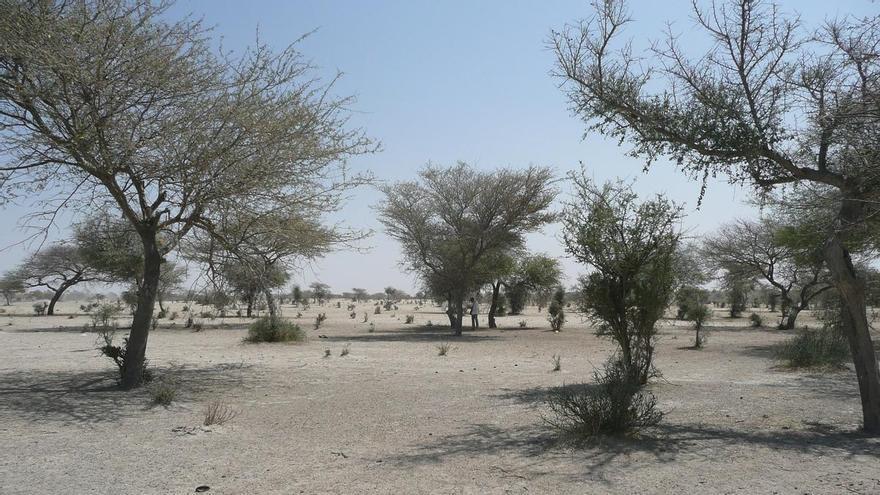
{"left": 362, "top": 312, "right": 369, "bottom": 323}
{"left": 295, "top": 312, "right": 303, "bottom": 319}
{"left": 203, "top": 400, "right": 238, "bottom": 426}
{"left": 89, "top": 303, "right": 121, "bottom": 329}
{"left": 313, "top": 312, "right": 327, "bottom": 330}
{"left": 684, "top": 304, "right": 711, "bottom": 349}
{"left": 148, "top": 378, "right": 178, "bottom": 406}
{"left": 199, "top": 311, "right": 214, "bottom": 319}
{"left": 350, "top": 311, "right": 357, "bottom": 319}
{"left": 405, "top": 314, "right": 415, "bottom": 324}
{"left": 323, "top": 349, "right": 331, "bottom": 358}
{"left": 548, "top": 288, "right": 565, "bottom": 332}
{"left": 437, "top": 341, "right": 452, "bottom": 356}
{"left": 544, "top": 359, "right": 662, "bottom": 441}
{"left": 151, "top": 316, "right": 159, "bottom": 332}
{"left": 425, "top": 320, "right": 433, "bottom": 327}
{"left": 368, "top": 322, "right": 375, "bottom": 333}
{"left": 552, "top": 354, "right": 562, "bottom": 372}
{"left": 519, "top": 320, "right": 527, "bottom": 328}
{"left": 191, "top": 321, "right": 204, "bottom": 332}
{"left": 775, "top": 327, "right": 849, "bottom": 369}
{"left": 169, "top": 311, "right": 178, "bottom": 321}
{"left": 340, "top": 345, "right": 350, "bottom": 357}
{"left": 244, "top": 316, "right": 305, "bottom": 343}
{"left": 749, "top": 313, "right": 763, "bottom": 328}
{"left": 374, "top": 306, "right": 382, "bottom": 315}
{"left": 32, "top": 302, "right": 48, "bottom": 316}
{"left": 185, "top": 315, "right": 194, "bottom": 328}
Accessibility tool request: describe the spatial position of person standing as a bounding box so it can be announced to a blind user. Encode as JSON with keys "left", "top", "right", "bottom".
{"left": 470, "top": 297, "right": 480, "bottom": 330}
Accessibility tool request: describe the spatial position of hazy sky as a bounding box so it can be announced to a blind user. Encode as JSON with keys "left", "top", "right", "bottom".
{"left": 1, "top": 0, "right": 875, "bottom": 294}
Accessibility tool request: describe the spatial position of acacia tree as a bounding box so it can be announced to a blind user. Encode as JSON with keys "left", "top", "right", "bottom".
{"left": 309, "top": 282, "right": 330, "bottom": 305}
{"left": 563, "top": 174, "right": 682, "bottom": 386}
{"left": 553, "top": 0, "right": 880, "bottom": 432}
{"left": 18, "top": 243, "right": 110, "bottom": 315}
{"left": 482, "top": 252, "right": 562, "bottom": 327}
{"left": 703, "top": 218, "right": 832, "bottom": 329}
{"left": 0, "top": 270, "right": 25, "bottom": 305}
{"left": 0, "top": 0, "right": 373, "bottom": 388}
{"left": 378, "top": 162, "right": 556, "bottom": 335}
{"left": 352, "top": 288, "right": 368, "bottom": 302}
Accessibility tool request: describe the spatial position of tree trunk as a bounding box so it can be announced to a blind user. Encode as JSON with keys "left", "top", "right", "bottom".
{"left": 824, "top": 230, "right": 880, "bottom": 434}
{"left": 445, "top": 293, "right": 456, "bottom": 328}
{"left": 121, "top": 231, "right": 162, "bottom": 390}
{"left": 265, "top": 289, "right": 278, "bottom": 318}
{"left": 453, "top": 294, "right": 464, "bottom": 336}
{"left": 778, "top": 307, "right": 801, "bottom": 330}
{"left": 488, "top": 281, "right": 501, "bottom": 329}
{"left": 158, "top": 297, "right": 166, "bottom": 313}
{"left": 3, "top": 293, "right": 10, "bottom": 306}
{"left": 47, "top": 279, "right": 76, "bottom": 316}
{"left": 246, "top": 293, "right": 254, "bottom": 317}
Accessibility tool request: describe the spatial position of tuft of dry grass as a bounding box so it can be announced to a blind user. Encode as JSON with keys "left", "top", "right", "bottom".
{"left": 437, "top": 341, "right": 452, "bottom": 356}
{"left": 203, "top": 400, "right": 238, "bottom": 426}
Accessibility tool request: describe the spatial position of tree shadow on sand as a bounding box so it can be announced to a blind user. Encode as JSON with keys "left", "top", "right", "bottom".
{"left": 0, "top": 361, "right": 256, "bottom": 425}
{"left": 387, "top": 383, "right": 879, "bottom": 482}
{"left": 319, "top": 325, "right": 502, "bottom": 343}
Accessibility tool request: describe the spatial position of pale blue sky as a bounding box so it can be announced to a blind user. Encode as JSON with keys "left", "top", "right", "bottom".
{"left": 1, "top": 0, "right": 875, "bottom": 294}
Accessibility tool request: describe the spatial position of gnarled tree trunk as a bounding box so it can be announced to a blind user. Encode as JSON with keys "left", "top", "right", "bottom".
{"left": 453, "top": 294, "right": 464, "bottom": 336}
{"left": 121, "top": 230, "right": 162, "bottom": 389}
{"left": 488, "top": 281, "right": 501, "bottom": 329}
{"left": 265, "top": 289, "right": 278, "bottom": 318}
{"left": 823, "top": 197, "right": 880, "bottom": 433}
{"left": 47, "top": 277, "right": 78, "bottom": 316}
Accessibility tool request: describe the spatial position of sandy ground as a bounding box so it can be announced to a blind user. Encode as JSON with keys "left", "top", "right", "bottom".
{"left": 0, "top": 299, "right": 879, "bottom": 495}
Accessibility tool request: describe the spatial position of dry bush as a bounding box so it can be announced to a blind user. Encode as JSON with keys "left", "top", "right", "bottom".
{"left": 545, "top": 359, "right": 662, "bottom": 441}
{"left": 436, "top": 341, "right": 452, "bottom": 356}
{"left": 148, "top": 378, "right": 178, "bottom": 407}
{"left": 203, "top": 400, "right": 238, "bottom": 426}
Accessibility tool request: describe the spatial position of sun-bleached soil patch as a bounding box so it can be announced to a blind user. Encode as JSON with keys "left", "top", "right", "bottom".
{"left": 1, "top": 300, "right": 878, "bottom": 494}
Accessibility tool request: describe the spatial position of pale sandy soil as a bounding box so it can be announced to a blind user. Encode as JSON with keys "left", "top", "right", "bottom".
{"left": 0, "top": 299, "right": 878, "bottom": 494}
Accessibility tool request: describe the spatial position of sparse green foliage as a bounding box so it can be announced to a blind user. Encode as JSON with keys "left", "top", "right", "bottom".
{"left": 552, "top": 354, "right": 562, "bottom": 372}
{"left": 564, "top": 174, "right": 681, "bottom": 385}
{"left": 340, "top": 345, "right": 350, "bottom": 357}
{"left": 324, "top": 349, "right": 331, "bottom": 358}
{"left": 405, "top": 314, "right": 415, "bottom": 324}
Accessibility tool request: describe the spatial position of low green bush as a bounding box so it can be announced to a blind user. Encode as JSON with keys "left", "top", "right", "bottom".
{"left": 244, "top": 316, "right": 305, "bottom": 343}
{"left": 775, "top": 327, "right": 849, "bottom": 369}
